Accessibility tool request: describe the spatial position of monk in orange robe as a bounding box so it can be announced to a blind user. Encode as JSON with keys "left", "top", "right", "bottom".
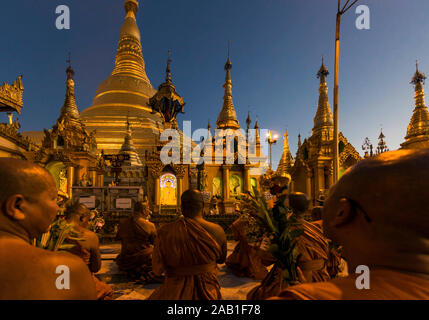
{"left": 0, "top": 158, "right": 96, "bottom": 300}
{"left": 275, "top": 149, "right": 429, "bottom": 300}
{"left": 148, "top": 189, "right": 227, "bottom": 300}
{"left": 247, "top": 193, "right": 333, "bottom": 300}
{"left": 226, "top": 216, "right": 274, "bottom": 280}
{"left": 65, "top": 202, "right": 114, "bottom": 300}
{"left": 116, "top": 201, "right": 160, "bottom": 283}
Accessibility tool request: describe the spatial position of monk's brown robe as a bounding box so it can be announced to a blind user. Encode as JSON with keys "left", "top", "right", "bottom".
{"left": 247, "top": 220, "right": 332, "bottom": 300}
{"left": 115, "top": 217, "right": 156, "bottom": 282}
{"left": 226, "top": 217, "right": 273, "bottom": 280}
{"left": 148, "top": 218, "right": 223, "bottom": 300}
{"left": 68, "top": 243, "right": 114, "bottom": 300}
{"left": 273, "top": 269, "right": 429, "bottom": 300}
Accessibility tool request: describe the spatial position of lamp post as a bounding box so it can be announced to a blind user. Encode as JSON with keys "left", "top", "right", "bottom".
{"left": 266, "top": 130, "right": 278, "bottom": 169}
{"left": 333, "top": 0, "right": 359, "bottom": 182}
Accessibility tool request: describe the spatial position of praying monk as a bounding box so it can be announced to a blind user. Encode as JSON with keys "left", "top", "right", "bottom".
{"left": 149, "top": 189, "right": 227, "bottom": 300}
{"left": 226, "top": 215, "right": 274, "bottom": 280}
{"left": 275, "top": 149, "right": 429, "bottom": 300}
{"left": 65, "top": 202, "right": 114, "bottom": 300}
{"left": 116, "top": 201, "right": 161, "bottom": 283}
{"left": 0, "top": 158, "right": 96, "bottom": 299}
{"left": 247, "top": 192, "right": 333, "bottom": 300}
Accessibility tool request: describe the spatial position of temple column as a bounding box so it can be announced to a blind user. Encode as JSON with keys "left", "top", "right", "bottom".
{"left": 222, "top": 166, "right": 230, "bottom": 200}
{"left": 244, "top": 167, "right": 250, "bottom": 192}
{"left": 97, "top": 173, "right": 104, "bottom": 187}
{"left": 91, "top": 171, "right": 97, "bottom": 187}
{"left": 74, "top": 165, "right": 82, "bottom": 187}
{"left": 177, "top": 177, "right": 183, "bottom": 207}
{"left": 154, "top": 177, "right": 160, "bottom": 205}
{"left": 305, "top": 169, "right": 311, "bottom": 199}
{"left": 66, "top": 166, "right": 74, "bottom": 198}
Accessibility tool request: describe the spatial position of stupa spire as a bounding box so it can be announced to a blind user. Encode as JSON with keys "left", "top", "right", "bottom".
{"left": 58, "top": 59, "right": 80, "bottom": 121}
{"left": 402, "top": 62, "right": 429, "bottom": 146}
{"left": 216, "top": 41, "right": 240, "bottom": 130}
{"left": 313, "top": 58, "right": 333, "bottom": 133}
{"left": 110, "top": 0, "right": 152, "bottom": 85}
{"left": 276, "top": 129, "right": 294, "bottom": 175}
{"left": 119, "top": 116, "right": 143, "bottom": 166}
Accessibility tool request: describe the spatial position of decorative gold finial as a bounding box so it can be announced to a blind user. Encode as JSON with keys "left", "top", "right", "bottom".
{"left": 246, "top": 110, "right": 251, "bottom": 129}
{"left": 125, "top": 0, "right": 139, "bottom": 14}
{"left": 225, "top": 40, "right": 232, "bottom": 70}
{"left": 411, "top": 59, "right": 426, "bottom": 85}
{"left": 317, "top": 55, "right": 329, "bottom": 83}
{"left": 166, "top": 50, "right": 172, "bottom": 83}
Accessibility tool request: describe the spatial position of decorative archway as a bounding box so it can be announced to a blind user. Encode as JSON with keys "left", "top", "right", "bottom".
{"left": 160, "top": 173, "right": 177, "bottom": 206}
{"left": 45, "top": 161, "right": 67, "bottom": 194}
{"left": 212, "top": 176, "right": 223, "bottom": 199}
{"left": 229, "top": 174, "right": 242, "bottom": 197}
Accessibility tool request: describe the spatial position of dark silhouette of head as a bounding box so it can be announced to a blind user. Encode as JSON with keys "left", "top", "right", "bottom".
{"left": 133, "top": 201, "right": 150, "bottom": 218}
{"left": 181, "top": 189, "right": 204, "bottom": 218}
{"left": 311, "top": 206, "right": 323, "bottom": 221}
{"left": 289, "top": 192, "right": 310, "bottom": 217}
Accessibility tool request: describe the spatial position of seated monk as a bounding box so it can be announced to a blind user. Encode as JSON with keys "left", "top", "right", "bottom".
{"left": 274, "top": 149, "right": 429, "bottom": 300}
{"left": 247, "top": 192, "right": 333, "bottom": 300}
{"left": 148, "top": 189, "right": 227, "bottom": 300}
{"left": 65, "top": 202, "right": 114, "bottom": 300}
{"left": 116, "top": 201, "right": 161, "bottom": 283}
{"left": 226, "top": 215, "right": 274, "bottom": 280}
{"left": 0, "top": 158, "right": 96, "bottom": 299}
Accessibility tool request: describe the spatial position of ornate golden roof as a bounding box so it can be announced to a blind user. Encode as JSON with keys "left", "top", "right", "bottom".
{"left": 313, "top": 59, "right": 333, "bottom": 132}
{"left": 276, "top": 129, "right": 294, "bottom": 176}
{"left": 216, "top": 57, "right": 240, "bottom": 130}
{"left": 148, "top": 54, "right": 184, "bottom": 126}
{"left": 42, "top": 65, "right": 97, "bottom": 155}
{"left": 402, "top": 64, "right": 429, "bottom": 148}
{"left": 0, "top": 76, "right": 24, "bottom": 114}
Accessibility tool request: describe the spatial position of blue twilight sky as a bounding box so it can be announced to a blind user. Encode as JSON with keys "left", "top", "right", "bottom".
{"left": 1, "top": 0, "right": 429, "bottom": 169}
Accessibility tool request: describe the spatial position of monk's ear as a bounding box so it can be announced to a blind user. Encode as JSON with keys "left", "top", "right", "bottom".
{"left": 331, "top": 198, "right": 355, "bottom": 227}
{"left": 3, "top": 194, "right": 26, "bottom": 221}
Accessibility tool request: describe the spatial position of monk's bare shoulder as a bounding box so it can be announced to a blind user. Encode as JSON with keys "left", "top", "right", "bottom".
{"left": 198, "top": 219, "right": 227, "bottom": 244}
{"left": 0, "top": 239, "right": 96, "bottom": 300}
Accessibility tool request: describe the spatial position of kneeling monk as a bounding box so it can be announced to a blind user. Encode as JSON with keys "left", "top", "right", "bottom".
{"left": 275, "top": 150, "right": 429, "bottom": 300}
{"left": 65, "top": 203, "right": 114, "bottom": 300}
{"left": 247, "top": 193, "right": 333, "bottom": 300}
{"left": 148, "top": 189, "right": 227, "bottom": 300}
{"left": 226, "top": 215, "right": 273, "bottom": 280}
{"left": 116, "top": 201, "right": 159, "bottom": 283}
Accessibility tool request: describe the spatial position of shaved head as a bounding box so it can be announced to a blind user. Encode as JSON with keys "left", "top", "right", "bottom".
{"left": 0, "top": 158, "right": 58, "bottom": 239}
{"left": 181, "top": 189, "right": 204, "bottom": 218}
{"left": 323, "top": 149, "right": 429, "bottom": 272}
{"left": 0, "top": 158, "right": 55, "bottom": 206}
{"left": 289, "top": 192, "right": 310, "bottom": 216}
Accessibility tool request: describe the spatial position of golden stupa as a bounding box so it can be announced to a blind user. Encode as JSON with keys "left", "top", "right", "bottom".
{"left": 80, "top": 0, "right": 162, "bottom": 157}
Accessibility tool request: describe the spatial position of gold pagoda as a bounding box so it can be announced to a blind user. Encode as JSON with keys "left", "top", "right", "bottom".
{"left": 289, "top": 60, "right": 361, "bottom": 204}
{"left": 80, "top": 0, "right": 162, "bottom": 157}
{"left": 401, "top": 63, "right": 429, "bottom": 149}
